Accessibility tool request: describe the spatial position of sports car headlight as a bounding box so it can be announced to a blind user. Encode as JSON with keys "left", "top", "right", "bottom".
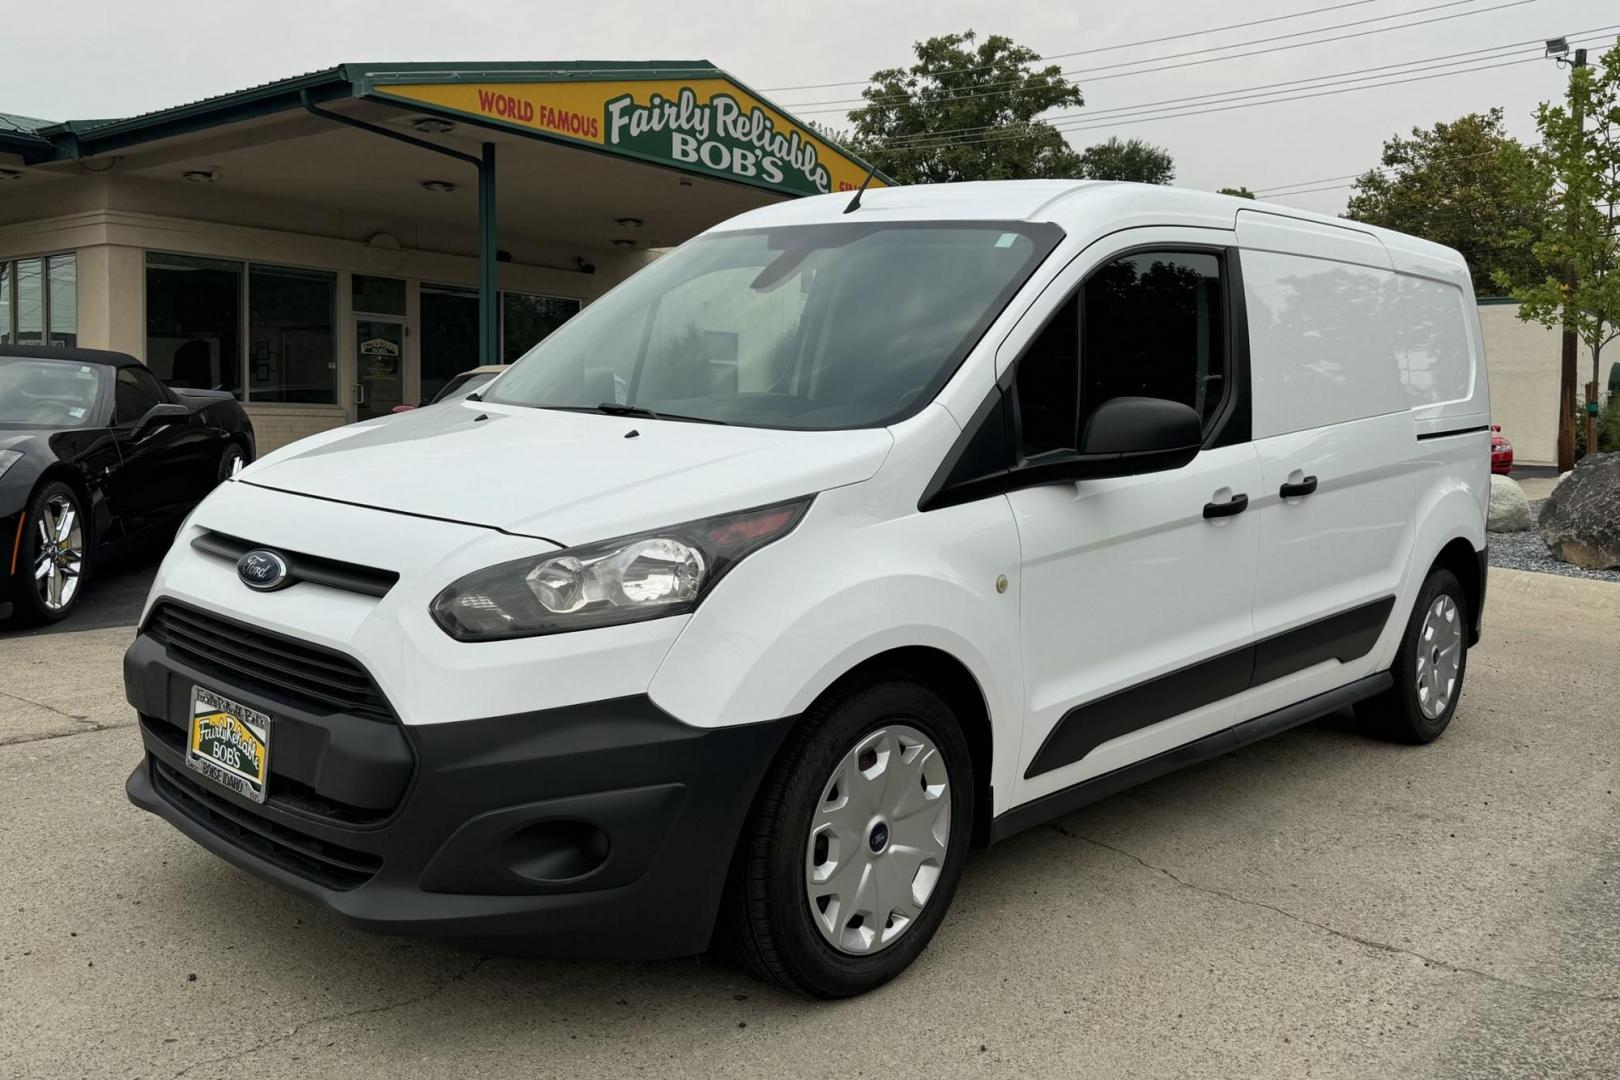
{"left": 0, "top": 449, "right": 23, "bottom": 483}
{"left": 430, "top": 497, "right": 812, "bottom": 641}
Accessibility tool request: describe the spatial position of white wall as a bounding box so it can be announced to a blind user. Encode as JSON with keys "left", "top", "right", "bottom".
{"left": 1477, "top": 301, "right": 1561, "bottom": 466}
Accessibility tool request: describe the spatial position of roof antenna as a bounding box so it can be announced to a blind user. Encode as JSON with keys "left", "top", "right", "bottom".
{"left": 843, "top": 159, "right": 882, "bottom": 214}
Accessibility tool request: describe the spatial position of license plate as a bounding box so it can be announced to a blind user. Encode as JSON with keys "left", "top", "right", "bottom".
{"left": 185, "top": 687, "right": 271, "bottom": 804}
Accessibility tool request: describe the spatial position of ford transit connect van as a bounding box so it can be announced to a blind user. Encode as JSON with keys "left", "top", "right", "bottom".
{"left": 124, "top": 181, "right": 1489, "bottom": 997}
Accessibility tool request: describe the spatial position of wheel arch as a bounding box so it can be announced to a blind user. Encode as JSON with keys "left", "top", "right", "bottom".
{"left": 1429, "top": 535, "right": 1485, "bottom": 646}
{"left": 791, "top": 645, "right": 997, "bottom": 849}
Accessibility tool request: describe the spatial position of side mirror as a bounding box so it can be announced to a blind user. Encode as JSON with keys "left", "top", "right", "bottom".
{"left": 1033, "top": 397, "right": 1203, "bottom": 483}
{"left": 134, "top": 402, "right": 190, "bottom": 440}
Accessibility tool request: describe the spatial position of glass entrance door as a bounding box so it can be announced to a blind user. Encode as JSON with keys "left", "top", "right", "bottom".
{"left": 355, "top": 318, "right": 404, "bottom": 419}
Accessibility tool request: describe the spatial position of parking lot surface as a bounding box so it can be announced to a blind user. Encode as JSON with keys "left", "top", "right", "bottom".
{"left": 1, "top": 568, "right": 1616, "bottom": 1079}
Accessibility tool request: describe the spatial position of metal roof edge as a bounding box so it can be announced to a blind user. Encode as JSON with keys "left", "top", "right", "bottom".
{"left": 34, "top": 67, "right": 353, "bottom": 159}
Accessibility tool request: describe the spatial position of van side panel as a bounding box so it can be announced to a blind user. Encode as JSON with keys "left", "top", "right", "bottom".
{"left": 1389, "top": 272, "right": 1475, "bottom": 408}
{"left": 1241, "top": 248, "right": 1409, "bottom": 438}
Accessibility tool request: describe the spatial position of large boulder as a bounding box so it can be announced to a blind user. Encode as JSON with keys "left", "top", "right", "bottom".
{"left": 1538, "top": 451, "right": 1620, "bottom": 569}
{"left": 1487, "top": 474, "right": 1533, "bottom": 532}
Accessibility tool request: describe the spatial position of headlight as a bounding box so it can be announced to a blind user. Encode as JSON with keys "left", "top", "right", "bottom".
{"left": 0, "top": 449, "right": 23, "bottom": 483}
{"left": 430, "top": 496, "right": 813, "bottom": 641}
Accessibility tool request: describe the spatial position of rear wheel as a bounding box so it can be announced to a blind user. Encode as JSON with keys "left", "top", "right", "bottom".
{"left": 1361, "top": 567, "right": 1468, "bottom": 743}
{"left": 10, "top": 481, "right": 90, "bottom": 625}
{"left": 723, "top": 679, "right": 974, "bottom": 997}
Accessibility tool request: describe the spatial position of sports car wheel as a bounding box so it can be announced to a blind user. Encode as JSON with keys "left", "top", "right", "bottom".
{"left": 12, "top": 481, "right": 90, "bottom": 624}
{"left": 217, "top": 442, "right": 249, "bottom": 484}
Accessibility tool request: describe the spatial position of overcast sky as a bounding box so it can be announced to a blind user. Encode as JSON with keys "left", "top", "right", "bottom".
{"left": 3, "top": 0, "right": 1615, "bottom": 215}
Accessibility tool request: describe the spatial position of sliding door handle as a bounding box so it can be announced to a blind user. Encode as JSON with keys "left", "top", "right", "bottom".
{"left": 1203, "top": 493, "right": 1249, "bottom": 519}
{"left": 1279, "top": 475, "right": 1318, "bottom": 499}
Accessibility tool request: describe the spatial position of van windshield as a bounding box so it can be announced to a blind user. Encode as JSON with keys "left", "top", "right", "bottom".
{"left": 487, "top": 221, "right": 1059, "bottom": 430}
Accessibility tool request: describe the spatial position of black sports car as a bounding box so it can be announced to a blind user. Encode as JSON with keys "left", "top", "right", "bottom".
{"left": 1, "top": 346, "right": 254, "bottom": 624}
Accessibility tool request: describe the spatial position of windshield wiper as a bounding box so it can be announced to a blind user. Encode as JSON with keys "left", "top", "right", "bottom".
{"left": 594, "top": 402, "right": 727, "bottom": 425}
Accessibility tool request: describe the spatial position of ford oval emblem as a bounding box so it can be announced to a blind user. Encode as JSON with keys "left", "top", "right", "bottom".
{"left": 236, "top": 549, "right": 291, "bottom": 591}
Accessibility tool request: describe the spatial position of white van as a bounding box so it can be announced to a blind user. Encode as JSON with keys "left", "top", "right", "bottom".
{"left": 124, "top": 181, "right": 1489, "bottom": 997}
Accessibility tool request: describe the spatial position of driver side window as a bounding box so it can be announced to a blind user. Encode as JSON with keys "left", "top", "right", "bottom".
{"left": 1014, "top": 249, "right": 1229, "bottom": 458}
{"left": 114, "top": 366, "right": 166, "bottom": 425}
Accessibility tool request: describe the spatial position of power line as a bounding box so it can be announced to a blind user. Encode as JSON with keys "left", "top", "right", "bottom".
{"left": 866, "top": 21, "right": 1620, "bottom": 156}
{"left": 758, "top": 0, "right": 1386, "bottom": 92}
{"left": 854, "top": 52, "right": 1542, "bottom": 157}
{"left": 873, "top": 34, "right": 1572, "bottom": 148}
{"left": 782, "top": 0, "right": 1528, "bottom": 114}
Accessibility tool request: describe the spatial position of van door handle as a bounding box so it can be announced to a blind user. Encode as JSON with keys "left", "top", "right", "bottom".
{"left": 1279, "top": 475, "right": 1318, "bottom": 499}
{"left": 1203, "top": 493, "right": 1249, "bottom": 519}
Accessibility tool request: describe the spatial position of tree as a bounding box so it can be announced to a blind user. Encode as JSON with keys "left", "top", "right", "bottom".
{"left": 1218, "top": 186, "right": 1256, "bottom": 199}
{"left": 1345, "top": 109, "right": 1551, "bottom": 297}
{"left": 1495, "top": 39, "right": 1620, "bottom": 465}
{"left": 1077, "top": 137, "right": 1175, "bottom": 184}
{"left": 848, "top": 30, "right": 1083, "bottom": 184}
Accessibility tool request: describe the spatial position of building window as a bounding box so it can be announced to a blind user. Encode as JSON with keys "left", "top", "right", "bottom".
{"left": 146, "top": 254, "right": 243, "bottom": 395}
{"left": 422, "top": 285, "right": 582, "bottom": 397}
{"left": 0, "top": 253, "right": 75, "bottom": 346}
{"left": 353, "top": 274, "right": 406, "bottom": 317}
{"left": 420, "top": 283, "right": 480, "bottom": 405}
{"left": 502, "top": 292, "right": 581, "bottom": 362}
{"left": 248, "top": 265, "right": 336, "bottom": 403}
{"left": 144, "top": 253, "right": 336, "bottom": 403}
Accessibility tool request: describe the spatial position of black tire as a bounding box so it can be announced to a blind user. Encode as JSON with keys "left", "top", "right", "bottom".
{"left": 1360, "top": 567, "right": 1469, "bottom": 744}
{"left": 217, "top": 442, "right": 249, "bottom": 484}
{"left": 721, "top": 678, "right": 975, "bottom": 998}
{"left": 10, "top": 480, "right": 91, "bottom": 625}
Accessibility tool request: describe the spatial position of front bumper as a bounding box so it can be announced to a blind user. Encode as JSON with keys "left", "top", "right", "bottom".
{"left": 124, "top": 629, "right": 793, "bottom": 959}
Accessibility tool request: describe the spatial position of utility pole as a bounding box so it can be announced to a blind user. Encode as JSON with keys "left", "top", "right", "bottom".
{"left": 1549, "top": 41, "right": 1588, "bottom": 470}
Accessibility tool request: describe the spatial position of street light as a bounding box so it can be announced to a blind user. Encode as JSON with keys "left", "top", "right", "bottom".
{"left": 1544, "top": 35, "right": 1591, "bottom": 468}
{"left": 1545, "top": 36, "right": 1587, "bottom": 68}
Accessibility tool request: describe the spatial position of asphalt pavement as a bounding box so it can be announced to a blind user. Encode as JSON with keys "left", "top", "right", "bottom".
{"left": 0, "top": 568, "right": 1616, "bottom": 1079}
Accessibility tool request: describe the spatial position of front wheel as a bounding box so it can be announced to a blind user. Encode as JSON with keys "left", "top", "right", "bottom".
{"left": 1361, "top": 567, "right": 1469, "bottom": 743}
{"left": 722, "top": 679, "right": 974, "bottom": 997}
{"left": 10, "top": 481, "right": 91, "bottom": 625}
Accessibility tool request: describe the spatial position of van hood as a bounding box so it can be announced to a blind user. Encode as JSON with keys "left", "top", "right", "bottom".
{"left": 240, "top": 401, "right": 894, "bottom": 544}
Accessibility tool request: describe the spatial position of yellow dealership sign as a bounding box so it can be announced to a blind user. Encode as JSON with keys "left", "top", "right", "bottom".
{"left": 374, "top": 79, "right": 880, "bottom": 198}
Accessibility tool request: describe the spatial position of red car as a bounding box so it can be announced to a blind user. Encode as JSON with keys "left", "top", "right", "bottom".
{"left": 1491, "top": 424, "right": 1513, "bottom": 474}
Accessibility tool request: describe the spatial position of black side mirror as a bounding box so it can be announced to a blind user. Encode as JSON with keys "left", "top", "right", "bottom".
{"left": 1020, "top": 397, "right": 1202, "bottom": 485}
{"left": 1078, "top": 396, "right": 1203, "bottom": 467}
{"left": 133, "top": 402, "right": 190, "bottom": 440}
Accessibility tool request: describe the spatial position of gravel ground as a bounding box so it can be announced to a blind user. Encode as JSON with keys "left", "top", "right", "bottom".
{"left": 1488, "top": 499, "right": 1620, "bottom": 583}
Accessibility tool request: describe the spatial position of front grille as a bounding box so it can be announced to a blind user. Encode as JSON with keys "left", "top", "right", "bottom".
{"left": 150, "top": 756, "right": 381, "bottom": 890}
{"left": 191, "top": 531, "right": 399, "bottom": 599}
{"left": 145, "top": 602, "right": 394, "bottom": 722}
{"left": 140, "top": 715, "right": 392, "bottom": 826}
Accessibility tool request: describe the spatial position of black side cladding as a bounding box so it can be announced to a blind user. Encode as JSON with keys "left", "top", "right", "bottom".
{"left": 1024, "top": 596, "right": 1396, "bottom": 778}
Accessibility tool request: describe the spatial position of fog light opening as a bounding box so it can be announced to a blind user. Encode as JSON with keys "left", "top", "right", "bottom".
{"left": 504, "top": 819, "right": 611, "bottom": 883}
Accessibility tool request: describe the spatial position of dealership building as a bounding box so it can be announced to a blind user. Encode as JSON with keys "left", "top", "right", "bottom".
{"left": 0, "top": 62, "right": 879, "bottom": 451}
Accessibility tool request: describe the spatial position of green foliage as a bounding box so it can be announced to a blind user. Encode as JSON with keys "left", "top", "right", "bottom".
{"left": 1345, "top": 108, "right": 1551, "bottom": 296}
{"left": 1494, "top": 39, "right": 1620, "bottom": 382}
{"left": 1573, "top": 392, "right": 1620, "bottom": 455}
{"left": 1218, "top": 186, "right": 1256, "bottom": 199}
{"left": 848, "top": 30, "right": 1084, "bottom": 184}
{"left": 1077, "top": 137, "right": 1175, "bottom": 184}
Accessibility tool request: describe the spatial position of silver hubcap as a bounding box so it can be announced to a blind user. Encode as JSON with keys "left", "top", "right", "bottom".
{"left": 1416, "top": 594, "right": 1463, "bottom": 720}
{"left": 805, "top": 724, "right": 951, "bottom": 956}
{"left": 33, "top": 493, "right": 85, "bottom": 612}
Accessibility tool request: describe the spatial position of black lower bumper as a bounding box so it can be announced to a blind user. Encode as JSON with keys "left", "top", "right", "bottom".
{"left": 124, "top": 631, "right": 793, "bottom": 959}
